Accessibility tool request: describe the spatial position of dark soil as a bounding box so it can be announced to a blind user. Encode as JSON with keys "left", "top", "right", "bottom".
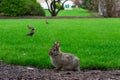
{"left": 0, "top": 62, "right": 120, "bottom": 80}
{"left": 0, "top": 15, "right": 104, "bottom": 19}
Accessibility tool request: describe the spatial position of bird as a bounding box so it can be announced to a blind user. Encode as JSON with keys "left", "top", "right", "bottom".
{"left": 45, "top": 19, "right": 49, "bottom": 24}
{"left": 26, "top": 25, "right": 35, "bottom": 36}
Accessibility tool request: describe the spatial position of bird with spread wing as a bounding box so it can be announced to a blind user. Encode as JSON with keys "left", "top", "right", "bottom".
{"left": 26, "top": 25, "right": 35, "bottom": 36}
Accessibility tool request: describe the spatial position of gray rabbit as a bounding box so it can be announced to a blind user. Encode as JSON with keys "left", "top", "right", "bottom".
{"left": 49, "top": 42, "right": 80, "bottom": 71}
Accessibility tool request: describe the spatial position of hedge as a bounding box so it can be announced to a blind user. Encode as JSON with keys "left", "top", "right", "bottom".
{"left": 0, "top": 0, "right": 45, "bottom": 16}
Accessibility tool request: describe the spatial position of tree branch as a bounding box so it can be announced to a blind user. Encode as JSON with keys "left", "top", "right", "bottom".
{"left": 45, "top": 0, "right": 68, "bottom": 16}
{"left": 45, "top": 0, "right": 52, "bottom": 14}
{"left": 56, "top": 0, "right": 68, "bottom": 15}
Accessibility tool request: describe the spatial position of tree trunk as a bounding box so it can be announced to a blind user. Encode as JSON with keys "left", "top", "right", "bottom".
{"left": 98, "top": 0, "right": 120, "bottom": 17}
{"left": 51, "top": 13, "right": 57, "bottom": 16}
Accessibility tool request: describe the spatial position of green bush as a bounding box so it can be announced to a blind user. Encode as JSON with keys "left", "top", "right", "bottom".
{"left": 0, "top": 0, "right": 25, "bottom": 16}
{"left": 0, "top": 0, "right": 45, "bottom": 16}
{"left": 81, "top": 0, "right": 95, "bottom": 11}
{"left": 24, "top": 0, "right": 45, "bottom": 16}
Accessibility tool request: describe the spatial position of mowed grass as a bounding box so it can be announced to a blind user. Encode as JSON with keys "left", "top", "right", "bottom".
{"left": 45, "top": 8, "right": 96, "bottom": 16}
{"left": 0, "top": 18, "right": 120, "bottom": 70}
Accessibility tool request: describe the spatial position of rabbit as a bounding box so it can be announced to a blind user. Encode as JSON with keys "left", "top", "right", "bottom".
{"left": 49, "top": 42, "right": 80, "bottom": 71}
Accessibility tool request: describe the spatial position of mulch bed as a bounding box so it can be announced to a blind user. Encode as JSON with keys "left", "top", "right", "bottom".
{"left": 0, "top": 16, "right": 104, "bottom": 19}
{"left": 0, "top": 62, "right": 120, "bottom": 80}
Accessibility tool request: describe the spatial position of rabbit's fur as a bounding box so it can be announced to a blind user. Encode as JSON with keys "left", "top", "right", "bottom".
{"left": 49, "top": 42, "right": 80, "bottom": 71}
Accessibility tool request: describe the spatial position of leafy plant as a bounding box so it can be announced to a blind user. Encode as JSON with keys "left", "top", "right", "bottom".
{"left": 0, "top": 0, "right": 45, "bottom": 16}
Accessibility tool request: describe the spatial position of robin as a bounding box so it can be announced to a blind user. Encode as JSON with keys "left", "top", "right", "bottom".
{"left": 45, "top": 19, "right": 49, "bottom": 24}
{"left": 26, "top": 25, "right": 35, "bottom": 36}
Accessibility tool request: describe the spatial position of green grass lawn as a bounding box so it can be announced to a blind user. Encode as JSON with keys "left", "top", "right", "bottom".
{"left": 0, "top": 18, "right": 120, "bottom": 70}
{"left": 45, "top": 8, "right": 96, "bottom": 16}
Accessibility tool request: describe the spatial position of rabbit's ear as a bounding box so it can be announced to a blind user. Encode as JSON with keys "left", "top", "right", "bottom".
{"left": 54, "top": 41, "right": 60, "bottom": 47}
{"left": 56, "top": 42, "right": 60, "bottom": 47}
{"left": 54, "top": 41, "right": 57, "bottom": 45}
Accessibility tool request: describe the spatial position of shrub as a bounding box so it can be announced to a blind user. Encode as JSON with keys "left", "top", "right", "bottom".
{"left": 0, "top": 0, "right": 26, "bottom": 16}
{"left": 0, "top": 0, "right": 45, "bottom": 16}
{"left": 81, "top": 0, "right": 98, "bottom": 11}
{"left": 24, "top": 0, "right": 45, "bottom": 16}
